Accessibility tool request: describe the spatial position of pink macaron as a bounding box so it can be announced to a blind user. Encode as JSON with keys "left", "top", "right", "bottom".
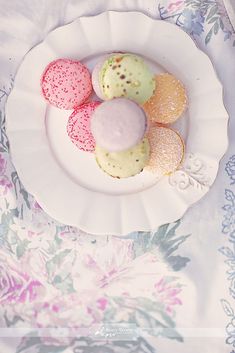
{"left": 67, "top": 101, "right": 101, "bottom": 152}
{"left": 41, "top": 58, "right": 92, "bottom": 110}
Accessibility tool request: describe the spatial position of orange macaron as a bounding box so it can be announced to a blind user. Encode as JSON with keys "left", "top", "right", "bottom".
{"left": 143, "top": 73, "right": 187, "bottom": 124}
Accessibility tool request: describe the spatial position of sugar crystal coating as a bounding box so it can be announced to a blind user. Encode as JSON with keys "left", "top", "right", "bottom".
{"left": 143, "top": 73, "right": 187, "bottom": 124}
{"left": 146, "top": 126, "right": 185, "bottom": 175}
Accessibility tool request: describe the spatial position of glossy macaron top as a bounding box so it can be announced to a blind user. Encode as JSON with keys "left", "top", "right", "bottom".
{"left": 91, "top": 98, "right": 147, "bottom": 152}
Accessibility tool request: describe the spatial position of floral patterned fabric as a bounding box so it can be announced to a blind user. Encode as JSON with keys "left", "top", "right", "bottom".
{"left": 0, "top": 0, "right": 234, "bottom": 352}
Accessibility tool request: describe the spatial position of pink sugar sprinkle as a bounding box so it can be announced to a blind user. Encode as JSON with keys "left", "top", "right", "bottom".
{"left": 41, "top": 59, "right": 92, "bottom": 110}
{"left": 67, "top": 101, "right": 100, "bottom": 152}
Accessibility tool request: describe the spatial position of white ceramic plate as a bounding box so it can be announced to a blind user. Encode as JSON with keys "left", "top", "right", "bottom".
{"left": 6, "top": 11, "right": 228, "bottom": 235}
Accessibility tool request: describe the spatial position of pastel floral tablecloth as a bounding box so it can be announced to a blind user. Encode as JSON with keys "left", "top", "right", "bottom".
{"left": 0, "top": 0, "right": 235, "bottom": 352}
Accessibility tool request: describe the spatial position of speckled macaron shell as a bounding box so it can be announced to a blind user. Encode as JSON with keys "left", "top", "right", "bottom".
{"left": 95, "top": 138, "right": 150, "bottom": 178}
{"left": 67, "top": 101, "right": 100, "bottom": 152}
{"left": 145, "top": 126, "right": 185, "bottom": 175}
{"left": 41, "top": 58, "right": 92, "bottom": 110}
{"left": 99, "top": 54, "right": 156, "bottom": 104}
{"left": 143, "top": 73, "right": 187, "bottom": 124}
{"left": 91, "top": 98, "right": 147, "bottom": 152}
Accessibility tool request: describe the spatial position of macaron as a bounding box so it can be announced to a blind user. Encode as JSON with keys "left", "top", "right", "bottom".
{"left": 143, "top": 73, "right": 187, "bottom": 124}
{"left": 91, "top": 98, "right": 147, "bottom": 152}
{"left": 67, "top": 101, "right": 100, "bottom": 152}
{"left": 95, "top": 138, "right": 150, "bottom": 178}
{"left": 145, "top": 126, "right": 185, "bottom": 175}
{"left": 41, "top": 58, "right": 92, "bottom": 110}
{"left": 92, "top": 54, "right": 110, "bottom": 100}
{"left": 92, "top": 53, "right": 156, "bottom": 104}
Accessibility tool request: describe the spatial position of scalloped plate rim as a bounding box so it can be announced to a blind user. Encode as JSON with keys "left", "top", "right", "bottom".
{"left": 6, "top": 11, "right": 229, "bottom": 235}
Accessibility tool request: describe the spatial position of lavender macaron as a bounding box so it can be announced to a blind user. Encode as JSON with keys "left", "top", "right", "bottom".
{"left": 90, "top": 98, "right": 147, "bottom": 152}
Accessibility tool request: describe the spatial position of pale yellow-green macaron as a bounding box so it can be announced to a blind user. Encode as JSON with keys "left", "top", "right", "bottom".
{"left": 95, "top": 138, "right": 150, "bottom": 178}
{"left": 94, "top": 53, "right": 156, "bottom": 105}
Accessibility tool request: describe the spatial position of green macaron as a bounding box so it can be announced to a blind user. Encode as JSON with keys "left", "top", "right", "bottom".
{"left": 95, "top": 138, "right": 150, "bottom": 178}
{"left": 99, "top": 54, "right": 156, "bottom": 105}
